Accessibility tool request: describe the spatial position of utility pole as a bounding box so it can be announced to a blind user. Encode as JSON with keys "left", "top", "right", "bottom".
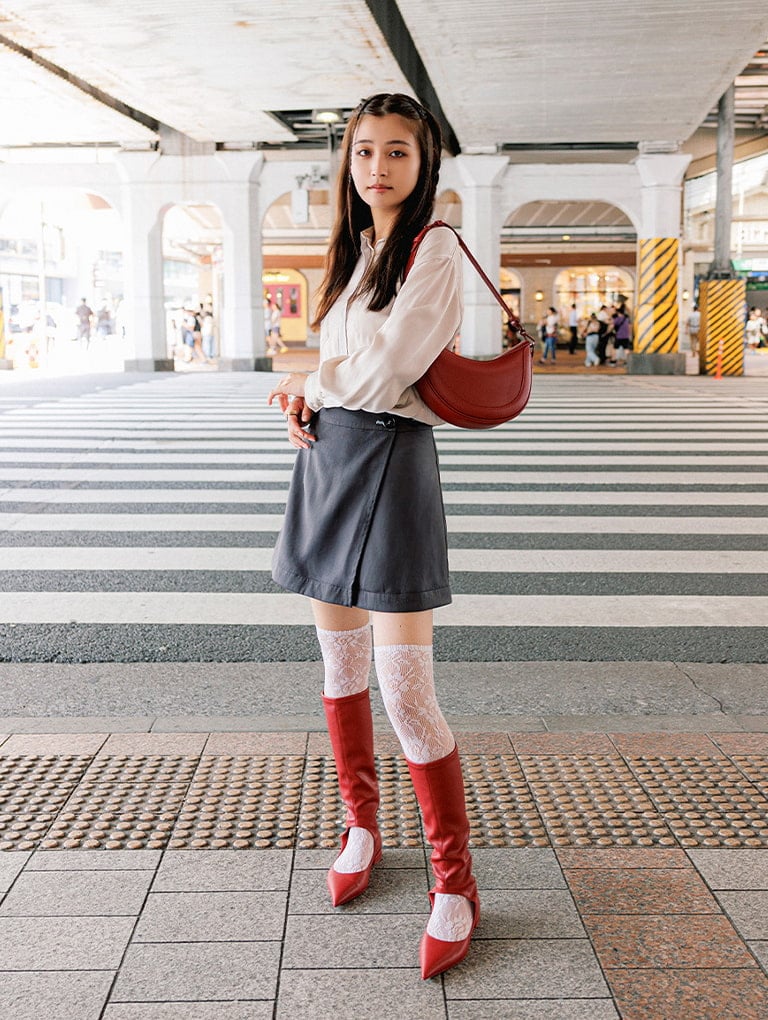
{"left": 698, "top": 82, "right": 745, "bottom": 375}
{"left": 708, "top": 83, "right": 736, "bottom": 279}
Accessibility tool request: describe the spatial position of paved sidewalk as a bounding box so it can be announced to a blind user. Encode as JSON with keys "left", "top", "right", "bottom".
{"left": 1, "top": 728, "right": 767, "bottom": 1019}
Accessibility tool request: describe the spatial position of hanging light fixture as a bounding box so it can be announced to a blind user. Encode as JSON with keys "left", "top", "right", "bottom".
{"left": 312, "top": 109, "right": 342, "bottom": 125}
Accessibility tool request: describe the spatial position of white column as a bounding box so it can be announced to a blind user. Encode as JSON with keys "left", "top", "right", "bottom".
{"left": 216, "top": 153, "right": 267, "bottom": 370}
{"left": 635, "top": 153, "right": 691, "bottom": 239}
{"left": 454, "top": 154, "right": 509, "bottom": 357}
{"left": 116, "top": 152, "right": 170, "bottom": 371}
{"left": 633, "top": 151, "right": 692, "bottom": 370}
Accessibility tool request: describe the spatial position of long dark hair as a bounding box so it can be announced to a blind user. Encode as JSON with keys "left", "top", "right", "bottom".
{"left": 311, "top": 93, "right": 442, "bottom": 330}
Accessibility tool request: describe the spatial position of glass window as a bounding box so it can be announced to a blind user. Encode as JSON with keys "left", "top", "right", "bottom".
{"left": 555, "top": 267, "right": 634, "bottom": 320}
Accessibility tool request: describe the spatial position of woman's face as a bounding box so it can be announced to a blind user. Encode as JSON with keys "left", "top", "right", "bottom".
{"left": 350, "top": 113, "right": 422, "bottom": 224}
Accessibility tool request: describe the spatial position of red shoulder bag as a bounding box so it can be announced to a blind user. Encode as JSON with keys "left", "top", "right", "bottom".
{"left": 404, "top": 221, "right": 535, "bottom": 429}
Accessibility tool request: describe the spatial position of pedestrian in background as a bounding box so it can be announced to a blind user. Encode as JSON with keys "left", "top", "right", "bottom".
{"left": 687, "top": 304, "right": 701, "bottom": 355}
{"left": 584, "top": 313, "right": 601, "bottom": 366}
{"left": 270, "top": 298, "right": 287, "bottom": 353}
{"left": 612, "top": 302, "right": 632, "bottom": 364}
{"left": 76, "top": 297, "right": 93, "bottom": 348}
{"left": 568, "top": 302, "right": 579, "bottom": 354}
{"left": 201, "top": 305, "right": 216, "bottom": 359}
{"left": 540, "top": 306, "right": 559, "bottom": 363}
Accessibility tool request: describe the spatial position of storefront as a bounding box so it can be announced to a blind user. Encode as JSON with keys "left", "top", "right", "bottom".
{"left": 262, "top": 269, "right": 308, "bottom": 344}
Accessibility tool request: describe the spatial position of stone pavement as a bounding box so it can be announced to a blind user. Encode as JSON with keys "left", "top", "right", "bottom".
{"left": 1, "top": 370, "right": 767, "bottom": 1017}
{"left": 1, "top": 725, "right": 767, "bottom": 1019}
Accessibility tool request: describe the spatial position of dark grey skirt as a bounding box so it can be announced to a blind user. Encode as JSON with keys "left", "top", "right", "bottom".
{"left": 271, "top": 407, "right": 451, "bottom": 612}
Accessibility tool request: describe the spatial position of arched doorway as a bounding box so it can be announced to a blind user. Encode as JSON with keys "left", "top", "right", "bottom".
{"left": 0, "top": 186, "right": 123, "bottom": 370}
{"left": 161, "top": 203, "right": 223, "bottom": 364}
{"left": 262, "top": 189, "right": 331, "bottom": 345}
{"left": 501, "top": 199, "right": 636, "bottom": 331}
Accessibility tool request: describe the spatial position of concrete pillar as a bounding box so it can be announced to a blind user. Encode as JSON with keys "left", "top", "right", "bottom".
{"left": 216, "top": 153, "right": 269, "bottom": 371}
{"left": 117, "top": 152, "right": 171, "bottom": 372}
{"left": 454, "top": 154, "right": 509, "bottom": 357}
{"left": 628, "top": 152, "right": 691, "bottom": 374}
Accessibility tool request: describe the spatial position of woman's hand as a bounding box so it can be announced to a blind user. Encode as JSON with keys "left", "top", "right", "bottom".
{"left": 267, "top": 373, "right": 307, "bottom": 405}
{"left": 267, "top": 375, "right": 315, "bottom": 450}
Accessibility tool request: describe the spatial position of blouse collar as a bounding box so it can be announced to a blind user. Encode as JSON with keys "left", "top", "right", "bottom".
{"left": 361, "top": 227, "right": 386, "bottom": 252}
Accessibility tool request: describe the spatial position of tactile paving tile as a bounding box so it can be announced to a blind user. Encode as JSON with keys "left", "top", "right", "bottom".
{"left": 5, "top": 750, "right": 768, "bottom": 853}
{"left": 465, "top": 755, "right": 549, "bottom": 847}
{"left": 625, "top": 756, "right": 768, "bottom": 848}
{"left": 0, "top": 756, "right": 93, "bottom": 851}
{"left": 731, "top": 756, "right": 768, "bottom": 797}
{"left": 298, "top": 754, "right": 423, "bottom": 850}
{"left": 518, "top": 755, "right": 677, "bottom": 848}
{"left": 169, "top": 755, "right": 305, "bottom": 849}
{"left": 41, "top": 756, "right": 200, "bottom": 850}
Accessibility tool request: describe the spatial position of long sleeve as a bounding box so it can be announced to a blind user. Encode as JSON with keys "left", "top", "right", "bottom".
{"left": 304, "top": 226, "right": 463, "bottom": 423}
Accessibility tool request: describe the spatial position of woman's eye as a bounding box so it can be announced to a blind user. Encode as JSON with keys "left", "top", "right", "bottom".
{"left": 389, "top": 150, "right": 406, "bottom": 158}
{"left": 354, "top": 148, "right": 370, "bottom": 157}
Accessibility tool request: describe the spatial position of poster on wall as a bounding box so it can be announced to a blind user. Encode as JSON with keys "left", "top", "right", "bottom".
{"left": 262, "top": 269, "right": 308, "bottom": 343}
{"left": 264, "top": 283, "right": 300, "bottom": 318}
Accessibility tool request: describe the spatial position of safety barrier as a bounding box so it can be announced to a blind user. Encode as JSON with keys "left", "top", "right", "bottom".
{"left": 699, "top": 278, "right": 745, "bottom": 377}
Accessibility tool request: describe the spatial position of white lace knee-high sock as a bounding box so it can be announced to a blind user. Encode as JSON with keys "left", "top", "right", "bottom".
{"left": 317, "top": 624, "right": 374, "bottom": 872}
{"left": 316, "top": 624, "right": 372, "bottom": 699}
{"left": 373, "top": 643, "right": 473, "bottom": 941}
{"left": 373, "top": 644, "right": 454, "bottom": 764}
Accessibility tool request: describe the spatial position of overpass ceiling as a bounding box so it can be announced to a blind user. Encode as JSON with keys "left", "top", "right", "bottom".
{"left": 0, "top": 1, "right": 767, "bottom": 153}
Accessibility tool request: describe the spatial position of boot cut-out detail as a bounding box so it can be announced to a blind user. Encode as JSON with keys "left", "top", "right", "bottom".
{"left": 327, "top": 825, "right": 382, "bottom": 906}
{"left": 374, "top": 643, "right": 454, "bottom": 764}
{"left": 427, "top": 893, "right": 474, "bottom": 940}
{"left": 317, "top": 623, "right": 372, "bottom": 699}
{"left": 407, "top": 746, "right": 480, "bottom": 979}
{"left": 322, "top": 690, "right": 382, "bottom": 907}
{"left": 332, "top": 826, "right": 374, "bottom": 873}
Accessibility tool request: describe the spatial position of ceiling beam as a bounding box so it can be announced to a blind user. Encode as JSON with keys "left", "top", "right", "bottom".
{"left": 363, "top": 0, "right": 461, "bottom": 156}
{"left": 0, "top": 32, "right": 161, "bottom": 137}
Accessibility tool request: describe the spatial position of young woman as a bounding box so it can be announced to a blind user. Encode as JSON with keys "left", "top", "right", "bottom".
{"left": 267, "top": 93, "right": 479, "bottom": 980}
{"left": 541, "top": 306, "right": 559, "bottom": 363}
{"left": 612, "top": 302, "right": 632, "bottom": 363}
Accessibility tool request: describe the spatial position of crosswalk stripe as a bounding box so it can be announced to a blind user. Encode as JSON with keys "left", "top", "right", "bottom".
{"left": 0, "top": 512, "right": 765, "bottom": 534}
{"left": 0, "top": 469, "right": 764, "bottom": 485}
{"left": 3, "top": 488, "right": 768, "bottom": 506}
{"left": 0, "top": 373, "right": 765, "bottom": 664}
{"left": 0, "top": 547, "right": 764, "bottom": 573}
{"left": 3, "top": 451, "right": 767, "bottom": 465}
{"left": 1, "top": 591, "right": 766, "bottom": 627}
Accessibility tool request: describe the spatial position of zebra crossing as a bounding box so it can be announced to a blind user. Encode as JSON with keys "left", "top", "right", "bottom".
{"left": 0, "top": 372, "right": 766, "bottom": 665}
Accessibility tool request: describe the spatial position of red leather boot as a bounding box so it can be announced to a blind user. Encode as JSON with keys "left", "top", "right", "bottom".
{"left": 407, "top": 745, "right": 480, "bottom": 979}
{"left": 322, "top": 690, "right": 382, "bottom": 906}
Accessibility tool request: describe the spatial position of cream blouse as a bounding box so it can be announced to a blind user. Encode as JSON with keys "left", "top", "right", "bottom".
{"left": 303, "top": 224, "right": 463, "bottom": 426}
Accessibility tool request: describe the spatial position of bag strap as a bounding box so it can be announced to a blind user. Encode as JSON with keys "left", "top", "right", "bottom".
{"left": 405, "top": 220, "right": 536, "bottom": 345}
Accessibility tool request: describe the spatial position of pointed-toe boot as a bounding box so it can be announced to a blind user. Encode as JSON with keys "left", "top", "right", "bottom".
{"left": 322, "top": 690, "right": 382, "bottom": 906}
{"left": 408, "top": 746, "right": 480, "bottom": 979}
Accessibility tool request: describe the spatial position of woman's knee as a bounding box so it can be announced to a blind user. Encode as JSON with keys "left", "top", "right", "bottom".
{"left": 370, "top": 609, "right": 433, "bottom": 646}
{"left": 311, "top": 599, "right": 369, "bottom": 632}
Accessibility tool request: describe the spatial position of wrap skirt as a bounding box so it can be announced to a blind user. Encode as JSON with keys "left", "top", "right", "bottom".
{"left": 271, "top": 407, "right": 451, "bottom": 612}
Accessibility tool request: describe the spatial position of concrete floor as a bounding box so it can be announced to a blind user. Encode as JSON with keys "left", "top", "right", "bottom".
{"left": 0, "top": 368, "right": 766, "bottom": 1018}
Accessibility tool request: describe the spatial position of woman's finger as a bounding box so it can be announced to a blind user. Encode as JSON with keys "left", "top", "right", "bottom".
{"left": 286, "top": 417, "right": 315, "bottom": 449}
